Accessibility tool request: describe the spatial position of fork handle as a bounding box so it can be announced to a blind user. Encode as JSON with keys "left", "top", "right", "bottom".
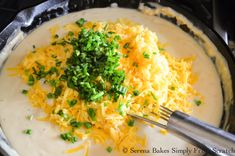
{"left": 167, "top": 111, "right": 235, "bottom": 156}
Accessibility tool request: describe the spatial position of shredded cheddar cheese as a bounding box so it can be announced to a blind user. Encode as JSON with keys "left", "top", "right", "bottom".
{"left": 12, "top": 19, "right": 201, "bottom": 155}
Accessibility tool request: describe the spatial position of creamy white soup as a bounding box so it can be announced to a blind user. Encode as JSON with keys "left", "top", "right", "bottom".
{"left": 0, "top": 7, "right": 225, "bottom": 156}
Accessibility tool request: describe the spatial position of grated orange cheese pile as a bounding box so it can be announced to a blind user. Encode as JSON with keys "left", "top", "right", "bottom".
{"left": 13, "top": 19, "right": 201, "bottom": 154}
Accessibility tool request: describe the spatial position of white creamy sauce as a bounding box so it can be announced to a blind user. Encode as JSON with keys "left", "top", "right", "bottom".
{"left": 0, "top": 8, "right": 224, "bottom": 156}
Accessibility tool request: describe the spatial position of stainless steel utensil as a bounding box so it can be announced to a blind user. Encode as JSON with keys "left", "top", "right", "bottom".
{"left": 128, "top": 105, "right": 235, "bottom": 156}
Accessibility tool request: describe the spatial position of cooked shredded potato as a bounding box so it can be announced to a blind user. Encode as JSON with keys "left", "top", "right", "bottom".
{"left": 13, "top": 19, "right": 201, "bottom": 154}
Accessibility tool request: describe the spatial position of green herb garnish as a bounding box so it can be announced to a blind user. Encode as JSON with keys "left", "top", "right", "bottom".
{"left": 60, "top": 132, "right": 77, "bottom": 143}
{"left": 106, "top": 146, "right": 113, "bottom": 153}
{"left": 133, "top": 90, "right": 139, "bottom": 96}
{"left": 70, "top": 119, "right": 83, "bottom": 128}
{"left": 123, "top": 42, "right": 130, "bottom": 49}
{"left": 64, "top": 28, "right": 126, "bottom": 102}
{"left": 28, "top": 75, "right": 35, "bottom": 86}
{"left": 132, "top": 62, "right": 138, "bottom": 67}
{"left": 194, "top": 99, "right": 202, "bottom": 106}
{"left": 87, "top": 108, "right": 96, "bottom": 121}
{"left": 84, "top": 122, "right": 92, "bottom": 129}
{"left": 127, "top": 119, "right": 135, "bottom": 127}
{"left": 22, "top": 89, "right": 28, "bottom": 95}
{"left": 76, "top": 18, "right": 86, "bottom": 27}
{"left": 67, "top": 99, "right": 77, "bottom": 107}
{"left": 118, "top": 103, "right": 126, "bottom": 116}
{"left": 159, "top": 48, "right": 165, "bottom": 52}
{"left": 54, "top": 85, "right": 63, "bottom": 98}
{"left": 23, "top": 129, "right": 32, "bottom": 135}
{"left": 57, "top": 109, "right": 69, "bottom": 120}
{"left": 143, "top": 52, "right": 150, "bottom": 59}
{"left": 47, "top": 93, "right": 54, "bottom": 99}
{"left": 54, "top": 34, "right": 59, "bottom": 38}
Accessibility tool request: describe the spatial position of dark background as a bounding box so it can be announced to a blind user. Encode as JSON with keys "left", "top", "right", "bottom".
{"left": 0, "top": 0, "right": 234, "bottom": 40}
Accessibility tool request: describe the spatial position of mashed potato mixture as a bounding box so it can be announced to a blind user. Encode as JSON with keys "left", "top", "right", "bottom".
{"left": 10, "top": 19, "right": 200, "bottom": 154}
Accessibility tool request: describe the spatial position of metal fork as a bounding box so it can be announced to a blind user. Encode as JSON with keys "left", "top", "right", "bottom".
{"left": 128, "top": 105, "right": 235, "bottom": 156}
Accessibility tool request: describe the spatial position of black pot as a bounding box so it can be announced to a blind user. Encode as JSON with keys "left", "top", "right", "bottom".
{"left": 0, "top": 0, "right": 234, "bottom": 155}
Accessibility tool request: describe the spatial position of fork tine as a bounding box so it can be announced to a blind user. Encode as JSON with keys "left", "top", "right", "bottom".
{"left": 159, "top": 105, "right": 173, "bottom": 121}
{"left": 128, "top": 113, "right": 167, "bottom": 129}
{"left": 160, "top": 105, "right": 173, "bottom": 114}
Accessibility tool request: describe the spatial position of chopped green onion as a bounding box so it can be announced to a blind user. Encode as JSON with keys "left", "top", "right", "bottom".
{"left": 54, "top": 34, "right": 59, "bottom": 38}
{"left": 54, "top": 86, "right": 63, "bottom": 98}
{"left": 67, "top": 99, "right": 77, "bottom": 107}
{"left": 143, "top": 52, "right": 150, "bottom": 59}
{"left": 90, "top": 91, "right": 104, "bottom": 101}
{"left": 75, "top": 18, "right": 86, "bottom": 27}
{"left": 70, "top": 119, "right": 83, "bottom": 128}
{"left": 60, "top": 132, "right": 77, "bottom": 143}
{"left": 133, "top": 90, "right": 139, "bottom": 96}
{"left": 132, "top": 62, "right": 138, "bottom": 67}
{"left": 106, "top": 146, "right": 112, "bottom": 153}
{"left": 23, "top": 129, "right": 32, "bottom": 135}
{"left": 127, "top": 119, "right": 135, "bottom": 127}
{"left": 159, "top": 48, "right": 165, "bottom": 52}
{"left": 47, "top": 93, "right": 54, "bottom": 99}
{"left": 123, "top": 54, "right": 128, "bottom": 58}
{"left": 123, "top": 42, "right": 130, "bottom": 49}
{"left": 87, "top": 108, "right": 96, "bottom": 121}
{"left": 28, "top": 75, "right": 35, "bottom": 86}
{"left": 84, "top": 122, "right": 92, "bottom": 129}
{"left": 194, "top": 99, "right": 202, "bottom": 106}
{"left": 22, "top": 89, "right": 28, "bottom": 95}
{"left": 118, "top": 103, "right": 126, "bottom": 116}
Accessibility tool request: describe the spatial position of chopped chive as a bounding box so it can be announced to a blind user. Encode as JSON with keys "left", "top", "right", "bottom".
{"left": 90, "top": 91, "right": 104, "bottom": 101}
{"left": 194, "top": 99, "right": 202, "bottom": 106}
{"left": 51, "top": 54, "right": 57, "bottom": 58}
{"left": 75, "top": 18, "right": 86, "bottom": 27}
{"left": 143, "top": 51, "right": 150, "bottom": 59}
{"left": 123, "top": 42, "right": 130, "bottom": 49}
{"left": 84, "top": 122, "right": 92, "bottom": 129}
{"left": 127, "top": 119, "right": 135, "bottom": 127}
{"left": 68, "top": 31, "right": 74, "bottom": 36}
{"left": 60, "top": 132, "right": 77, "bottom": 143}
{"left": 57, "top": 110, "right": 69, "bottom": 119}
{"left": 54, "top": 34, "right": 59, "bottom": 38}
{"left": 118, "top": 103, "right": 126, "bottom": 116}
{"left": 54, "top": 86, "right": 63, "bottom": 98}
{"left": 132, "top": 62, "right": 138, "bottom": 67}
{"left": 106, "top": 146, "right": 112, "bottom": 153}
{"left": 133, "top": 90, "right": 139, "bottom": 96}
{"left": 47, "top": 93, "right": 54, "bottom": 99}
{"left": 28, "top": 75, "right": 35, "bottom": 86}
{"left": 123, "top": 54, "right": 128, "bottom": 58}
{"left": 70, "top": 119, "right": 83, "bottom": 128}
{"left": 67, "top": 99, "right": 77, "bottom": 107}
{"left": 87, "top": 108, "right": 96, "bottom": 121}
{"left": 55, "top": 59, "right": 62, "bottom": 67}
{"left": 159, "top": 48, "right": 165, "bottom": 52}
{"left": 22, "top": 89, "right": 28, "bottom": 95}
{"left": 23, "top": 129, "right": 32, "bottom": 135}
